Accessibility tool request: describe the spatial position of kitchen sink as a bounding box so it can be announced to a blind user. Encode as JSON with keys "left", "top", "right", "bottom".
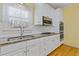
{"left": 7, "top": 35, "right": 35, "bottom": 41}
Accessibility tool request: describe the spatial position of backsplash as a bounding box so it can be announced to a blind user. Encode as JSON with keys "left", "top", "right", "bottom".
{"left": 0, "top": 25, "right": 55, "bottom": 36}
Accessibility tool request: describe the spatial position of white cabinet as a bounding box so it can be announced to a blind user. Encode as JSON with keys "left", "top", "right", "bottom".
{"left": 14, "top": 50, "right": 26, "bottom": 56}
{"left": 26, "top": 39, "right": 41, "bottom": 56}
{"left": 53, "top": 8, "right": 63, "bottom": 26}
{"left": 39, "top": 38, "right": 46, "bottom": 56}
{"left": 50, "top": 35, "right": 60, "bottom": 50}
{"left": 35, "top": 4, "right": 43, "bottom": 25}
{"left": 0, "top": 4, "right": 3, "bottom": 22}
{"left": 28, "top": 35, "right": 60, "bottom": 56}
{"left": 0, "top": 34, "right": 61, "bottom": 56}
{"left": 43, "top": 37, "right": 52, "bottom": 55}
{"left": 52, "top": 8, "right": 64, "bottom": 33}
{"left": 0, "top": 41, "right": 26, "bottom": 55}
{"left": 42, "top": 35, "right": 60, "bottom": 55}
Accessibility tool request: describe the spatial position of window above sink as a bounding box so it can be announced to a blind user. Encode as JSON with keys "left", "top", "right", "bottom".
{"left": 2, "top": 3, "right": 33, "bottom": 27}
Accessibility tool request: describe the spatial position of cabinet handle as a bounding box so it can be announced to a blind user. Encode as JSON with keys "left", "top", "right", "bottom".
{"left": 44, "top": 48, "right": 46, "bottom": 50}
{"left": 24, "top": 51, "right": 27, "bottom": 53}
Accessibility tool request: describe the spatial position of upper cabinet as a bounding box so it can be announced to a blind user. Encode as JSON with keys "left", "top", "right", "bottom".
{"left": 34, "top": 4, "right": 43, "bottom": 25}
{"left": 34, "top": 3, "right": 54, "bottom": 25}
{"left": 53, "top": 8, "right": 64, "bottom": 26}
{"left": 0, "top": 4, "right": 3, "bottom": 23}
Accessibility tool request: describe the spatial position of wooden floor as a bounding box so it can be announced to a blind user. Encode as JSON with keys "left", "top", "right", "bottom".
{"left": 48, "top": 44, "right": 79, "bottom": 56}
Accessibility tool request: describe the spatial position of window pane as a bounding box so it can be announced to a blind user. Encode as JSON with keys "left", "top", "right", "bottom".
{"left": 24, "top": 10, "right": 29, "bottom": 18}
{"left": 8, "top": 7, "right": 29, "bottom": 19}
{"left": 8, "top": 6, "right": 33, "bottom": 25}
{"left": 15, "top": 8, "right": 21, "bottom": 17}
{"left": 8, "top": 7, "right": 16, "bottom": 16}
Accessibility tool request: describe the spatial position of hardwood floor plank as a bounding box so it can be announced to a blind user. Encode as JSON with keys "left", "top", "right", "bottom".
{"left": 48, "top": 44, "right": 79, "bottom": 56}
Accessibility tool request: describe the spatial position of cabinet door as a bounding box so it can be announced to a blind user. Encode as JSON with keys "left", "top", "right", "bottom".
{"left": 38, "top": 38, "right": 46, "bottom": 56}
{"left": 35, "top": 4, "right": 43, "bottom": 25}
{"left": 52, "top": 35, "right": 60, "bottom": 49}
{"left": 27, "top": 46, "right": 40, "bottom": 56}
{"left": 38, "top": 36, "right": 57, "bottom": 56}
{"left": 43, "top": 35, "right": 60, "bottom": 55}
{"left": 14, "top": 51, "right": 26, "bottom": 56}
{"left": 26, "top": 39, "right": 41, "bottom": 56}
{"left": 45, "top": 38, "right": 53, "bottom": 54}
{"left": 49, "top": 35, "right": 60, "bottom": 53}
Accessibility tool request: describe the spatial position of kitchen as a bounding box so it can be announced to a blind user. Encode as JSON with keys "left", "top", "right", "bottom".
{"left": 0, "top": 3, "right": 64, "bottom": 56}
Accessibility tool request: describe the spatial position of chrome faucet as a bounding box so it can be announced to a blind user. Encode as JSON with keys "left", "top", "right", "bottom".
{"left": 7, "top": 26, "right": 24, "bottom": 41}
{"left": 19, "top": 26, "right": 24, "bottom": 39}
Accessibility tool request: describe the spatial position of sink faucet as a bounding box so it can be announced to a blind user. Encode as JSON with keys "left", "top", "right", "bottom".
{"left": 19, "top": 26, "right": 24, "bottom": 39}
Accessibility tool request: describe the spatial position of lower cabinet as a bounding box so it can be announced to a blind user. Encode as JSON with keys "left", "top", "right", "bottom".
{"left": 0, "top": 35, "right": 62, "bottom": 56}
{"left": 0, "top": 41, "right": 27, "bottom": 55}
{"left": 26, "top": 39, "right": 41, "bottom": 56}
{"left": 40, "top": 38, "right": 47, "bottom": 56}
{"left": 41, "top": 35, "right": 60, "bottom": 55}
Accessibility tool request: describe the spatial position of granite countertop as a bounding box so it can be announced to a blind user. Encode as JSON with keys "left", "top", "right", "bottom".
{"left": 0, "top": 32, "right": 59, "bottom": 47}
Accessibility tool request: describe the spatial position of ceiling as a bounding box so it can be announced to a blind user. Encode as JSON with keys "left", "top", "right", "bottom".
{"left": 22, "top": 3, "right": 75, "bottom": 9}
{"left": 48, "top": 3, "right": 74, "bottom": 9}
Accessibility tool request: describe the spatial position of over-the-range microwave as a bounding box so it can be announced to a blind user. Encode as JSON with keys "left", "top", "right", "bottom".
{"left": 42, "top": 16, "right": 52, "bottom": 26}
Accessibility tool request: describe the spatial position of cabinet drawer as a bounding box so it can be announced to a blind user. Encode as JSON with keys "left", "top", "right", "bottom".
{"left": 26, "top": 39, "right": 41, "bottom": 47}
{"left": 0, "top": 41, "right": 26, "bottom": 55}
{"left": 27, "top": 46, "right": 41, "bottom": 56}
{"left": 1, "top": 48, "right": 26, "bottom": 56}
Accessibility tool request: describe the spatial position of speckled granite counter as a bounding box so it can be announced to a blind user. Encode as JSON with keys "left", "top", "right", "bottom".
{"left": 0, "top": 32, "right": 59, "bottom": 46}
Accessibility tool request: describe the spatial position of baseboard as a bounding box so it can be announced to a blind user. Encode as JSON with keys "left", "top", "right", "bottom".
{"left": 64, "top": 42, "right": 79, "bottom": 48}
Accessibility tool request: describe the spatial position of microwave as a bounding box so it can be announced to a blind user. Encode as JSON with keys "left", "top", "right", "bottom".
{"left": 42, "top": 16, "right": 52, "bottom": 26}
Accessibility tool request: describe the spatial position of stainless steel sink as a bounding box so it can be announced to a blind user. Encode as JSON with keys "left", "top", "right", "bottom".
{"left": 7, "top": 35, "right": 34, "bottom": 41}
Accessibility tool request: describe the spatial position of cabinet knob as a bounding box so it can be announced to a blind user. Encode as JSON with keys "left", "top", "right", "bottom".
{"left": 24, "top": 51, "right": 27, "bottom": 53}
